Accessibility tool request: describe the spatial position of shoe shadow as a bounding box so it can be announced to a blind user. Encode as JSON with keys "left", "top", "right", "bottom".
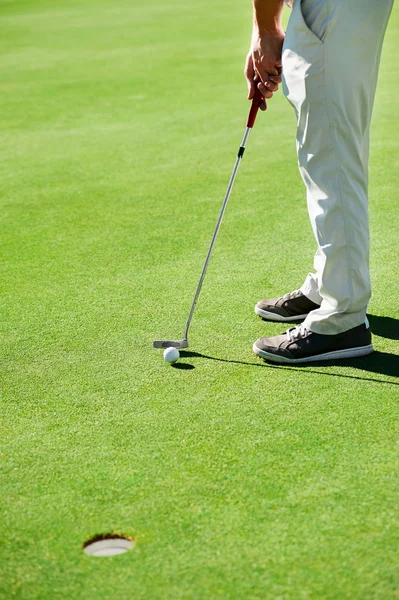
{"left": 180, "top": 349, "right": 399, "bottom": 385}
{"left": 289, "top": 351, "right": 399, "bottom": 381}
{"left": 368, "top": 314, "right": 399, "bottom": 341}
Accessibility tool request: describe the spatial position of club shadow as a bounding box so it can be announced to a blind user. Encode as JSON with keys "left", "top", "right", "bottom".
{"left": 180, "top": 350, "right": 399, "bottom": 385}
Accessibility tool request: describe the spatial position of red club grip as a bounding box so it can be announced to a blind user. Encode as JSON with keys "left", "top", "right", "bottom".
{"left": 246, "top": 86, "right": 264, "bottom": 129}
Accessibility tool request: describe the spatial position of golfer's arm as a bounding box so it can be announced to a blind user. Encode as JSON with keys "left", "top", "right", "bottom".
{"left": 253, "top": 0, "right": 284, "bottom": 34}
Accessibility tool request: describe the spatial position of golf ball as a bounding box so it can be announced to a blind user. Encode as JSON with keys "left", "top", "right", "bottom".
{"left": 163, "top": 347, "right": 180, "bottom": 364}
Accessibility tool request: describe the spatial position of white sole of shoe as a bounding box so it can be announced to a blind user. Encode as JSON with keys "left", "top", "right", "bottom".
{"left": 252, "top": 343, "right": 374, "bottom": 364}
{"left": 254, "top": 305, "right": 308, "bottom": 322}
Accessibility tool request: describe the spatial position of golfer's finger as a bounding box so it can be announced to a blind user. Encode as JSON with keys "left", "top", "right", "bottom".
{"left": 246, "top": 76, "right": 255, "bottom": 100}
{"left": 244, "top": 57, "right": 256, "bottom": 99}
{"left": 269, "top": 74, "right": 282, "bottom": 84}
{"left": 257, "top": 81, "right": 273, "bottom": 100}
{"left": 270, "top": 66, "right": 283, "bottom": 85}
{"left": 265, "top": 80, "right": 279, "bottom": 93}
{"left": 255, "top": 65, "right": 280, "bottom": 86}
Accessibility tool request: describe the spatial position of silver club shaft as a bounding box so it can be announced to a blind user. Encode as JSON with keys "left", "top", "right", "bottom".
{"left": 183, "top": 126, "right": 252, "bottom": 341}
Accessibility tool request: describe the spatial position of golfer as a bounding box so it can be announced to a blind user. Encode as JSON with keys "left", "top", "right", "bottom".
{"left": 248, "top": 0, "right": 394, "bottom": 363}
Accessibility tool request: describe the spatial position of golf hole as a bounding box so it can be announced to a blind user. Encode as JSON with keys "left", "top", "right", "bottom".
{"left": 83, "top": 534, "right": 135, "bottom": 557}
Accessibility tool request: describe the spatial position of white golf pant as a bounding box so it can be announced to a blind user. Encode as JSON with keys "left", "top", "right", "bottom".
{"left": 282, "top": 0, "right": 394, "bottom": 334}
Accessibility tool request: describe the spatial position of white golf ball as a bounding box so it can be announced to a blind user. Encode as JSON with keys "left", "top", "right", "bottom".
{"left": 163, "top": 347, "right": 180, "bottom": 364}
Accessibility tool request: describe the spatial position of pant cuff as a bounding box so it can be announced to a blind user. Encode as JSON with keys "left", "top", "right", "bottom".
{"left": 300, "top": 273, "right": 322, "bottom": 305}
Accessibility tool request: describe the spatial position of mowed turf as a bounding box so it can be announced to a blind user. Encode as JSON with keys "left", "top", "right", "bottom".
{"left": 1, "top": 1, "right": 399, "bottom": 598}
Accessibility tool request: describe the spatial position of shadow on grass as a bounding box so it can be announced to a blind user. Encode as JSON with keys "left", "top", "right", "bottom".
{"left": 172, "top": 363, "right": 195, "bottom": 370}
{"left": 180, "top": 350, "right": 399, "bottom": 386}
{"left": 368, "top": 314, "right": 399, "bottom": 340}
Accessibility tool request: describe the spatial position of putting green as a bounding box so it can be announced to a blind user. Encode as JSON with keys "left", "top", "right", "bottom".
{"left": 1, "top": 1, "right": 398, "bottom": 599}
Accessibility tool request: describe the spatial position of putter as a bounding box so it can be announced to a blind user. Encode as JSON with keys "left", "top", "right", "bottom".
{"left": 153, "top": 87, "right": 264, "bottom": 350}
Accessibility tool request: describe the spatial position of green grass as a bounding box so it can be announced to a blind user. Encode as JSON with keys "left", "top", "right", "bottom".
{"left": 1, "top": 1, "right": 399, "bottom": 598}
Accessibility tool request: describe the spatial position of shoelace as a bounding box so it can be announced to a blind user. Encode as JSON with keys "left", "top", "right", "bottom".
{"left": 281, "top": 289, "right": 301, "bottom": 302}
{"left": 286, "top": 325, "right": 310, "bottom": 342}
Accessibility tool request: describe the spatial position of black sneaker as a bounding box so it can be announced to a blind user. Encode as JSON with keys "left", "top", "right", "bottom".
{"left": 253, "top": 323, "right": 373, "bottom": 364}
{"left": 255, "top": 289, "right": 320, "bottom": 322}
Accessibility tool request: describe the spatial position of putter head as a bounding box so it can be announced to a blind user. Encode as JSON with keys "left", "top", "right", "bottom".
{"left": 153, "top": 339, "right": 189, "bottom": 349}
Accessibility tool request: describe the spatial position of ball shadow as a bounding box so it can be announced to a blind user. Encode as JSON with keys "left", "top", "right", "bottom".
{"left": 172, "top": 362, "right": 195, "bottom": 370}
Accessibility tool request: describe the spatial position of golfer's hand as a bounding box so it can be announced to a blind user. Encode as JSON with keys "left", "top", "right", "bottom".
{"left": 244, "top": 30, "right": 285, "bottom": 110}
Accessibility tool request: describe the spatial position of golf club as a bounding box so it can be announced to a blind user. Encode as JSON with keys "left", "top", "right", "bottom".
{"left": 153, "top": 87, "right": 264, "bottom": 350}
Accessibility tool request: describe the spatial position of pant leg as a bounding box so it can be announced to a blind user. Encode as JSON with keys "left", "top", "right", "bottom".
{"left": 282, "top": 0, "right": 393, "bottom": 334}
